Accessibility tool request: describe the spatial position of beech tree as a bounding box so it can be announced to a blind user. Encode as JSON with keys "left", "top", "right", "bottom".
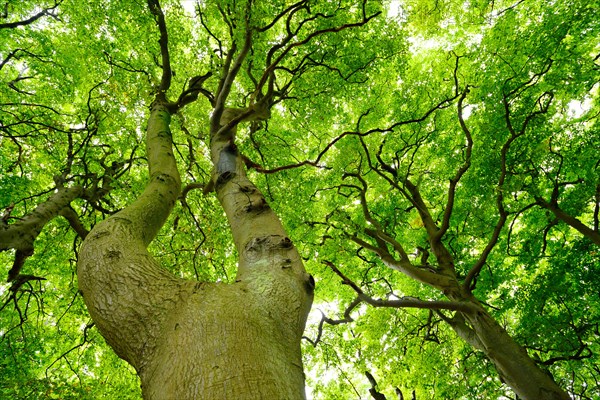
{"left": 1, "top": 0, "right": 599, "bottom": 399}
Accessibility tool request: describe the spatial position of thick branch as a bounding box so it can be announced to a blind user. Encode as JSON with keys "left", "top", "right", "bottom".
{"left": 205, "top": 96, "right": 314, "bottom": 349}
{"left": 0, "top": 186, "right": 84, "bottom": 253}
{"left": 60, "top": 206, "right": 89, "bottom": 239}
{"left": 147, "top": 0, "right": 172, "bottom": 94}
{"left": 535, "top": 197, "right": 600, "bottom": 246}
{"left": 116, "top": 100, "right": 181, "bottom": 244}
{"left": 0, "top": 1, "right": 62, "bottom": 29}
{"left": 349, "top": 235, "right": 449, "bottom": 288}
{"left": 436, "top": 310, "right": 485, "bottom": 351}
{"left": 366, "top": 371, "right": 387, "bottom": 400}
{"left": 325, "top": 261, "right": 476, "bottom": 313}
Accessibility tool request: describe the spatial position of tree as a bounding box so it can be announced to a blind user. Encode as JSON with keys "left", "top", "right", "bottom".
{"left": 1, "top": 0, "right": 599, "bottom": 399}
{"left": 301, "top": 1, "right": 599, "bottom": 398}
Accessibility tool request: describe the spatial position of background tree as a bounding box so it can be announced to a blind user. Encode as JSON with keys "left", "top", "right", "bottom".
{"left": 1, "top": 0, "right": 599, "bottom": 399}
{"left": 300, "top": 1, "right": 599, "bottom": 398}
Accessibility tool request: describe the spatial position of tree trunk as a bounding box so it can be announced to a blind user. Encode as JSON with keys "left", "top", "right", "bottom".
{"left": 400, "top": 179, "right": 571, "bottom": 399}
{"left": 77, "top": 100, "right": 313, "bottom": 399}
{"left": 446, "top": 295, "right": 570, "bottom": 400}
{"left": 142, "top": 282, "right": 309, "bottom": 399}
{"left": 468, "top": 311, "right": 568, "bottom": 400}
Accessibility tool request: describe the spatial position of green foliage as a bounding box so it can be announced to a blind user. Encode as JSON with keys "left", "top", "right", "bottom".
{"left": 2, "top": 0, "right": 599, "bottom": 398}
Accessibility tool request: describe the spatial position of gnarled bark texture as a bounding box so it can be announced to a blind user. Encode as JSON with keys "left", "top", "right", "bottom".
{"left": 77, "top": 99, "right": 313, "bottom": 399}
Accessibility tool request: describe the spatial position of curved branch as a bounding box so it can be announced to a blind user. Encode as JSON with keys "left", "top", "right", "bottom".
{"left": 147, "top": 0, "right": 172, "bottom": 94}
{"left": 77, "top": 98, "right": 183, "bottom": 368}
{"left": 211, "top": 5, "right": 254, "bottom": 135}
{"left": 259, "top": 94, "right": 458, "bottom": 174}
{"left": 324, "top": 261, "right": 476, "bottom": 313}
{"left": 255, "top": 3, "right": 381, "bottom": 96}
{"left": 0, "top": 1, "right": 62, "bottom": 30}
{"left": 535, "top": 197, "right": 600, "bottom": 246}
{"left": 303, "top": 298, "right": 361, "bottom": 347}
{"left": 257, "top": 0, "right": 308, "bottom": 32}
{"left": 0, "top": 186, "right": 84, "bottom": 253}
{"left": 437, "top": 87, "right": 473, "bottom": 239}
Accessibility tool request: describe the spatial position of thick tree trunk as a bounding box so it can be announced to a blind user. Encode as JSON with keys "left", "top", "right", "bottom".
{"left": 143, "top": 282, "right": 309, "bottom": 399}
{"left": 77, "top": 100, "right": 186, "bottom": 377}
{"left": 77, "top": 100, "right": 312, "bottom": 399}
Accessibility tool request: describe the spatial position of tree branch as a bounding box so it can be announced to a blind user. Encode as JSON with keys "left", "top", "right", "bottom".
{"left": 366, "top": 371, "right": 387, "bottom": 400}
{"left": 258, "top": 94, "right": 458, "bottom": 174}
{"left": 255, "top": 1, "right": 381, "bottom": 96}
{"left": 437, "top": 87, "right": 473, "bottom": 240}
{"left": 535, "top": 197, "right": 600, "bottom": 246}
{"left": 211, "top": 6, "right": 254, "bottom": 135}
{"left": 0, "top": 1, "right": 62, "bottom": 29}
{"left": 147, "top": 0, "right": 172, "bottom": 94}
{"left": 324, "top": 261, "right": 477, "bottom": 313}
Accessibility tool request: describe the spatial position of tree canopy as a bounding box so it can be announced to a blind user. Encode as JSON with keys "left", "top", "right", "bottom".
{"left": 1, "top": 0, "right": 599, "bottom": 398}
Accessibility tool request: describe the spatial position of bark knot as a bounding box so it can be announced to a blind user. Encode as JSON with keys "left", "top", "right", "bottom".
{"left": 244, "top": 196, "right": 269, "bottom": 213}
{"left": 304, "top": 274, "right": 316, "bottom": 293}
{"left": 244, "top": 235, "right": 294, "bottom": 262}
{"left": 104, "top": 250, "right": 121, "bottom": 259}
{"left": 216, "top": 171, "right": 235, "bottom": 186}
{"left": 239, "top": 185, "right": 255, "bottom": 194}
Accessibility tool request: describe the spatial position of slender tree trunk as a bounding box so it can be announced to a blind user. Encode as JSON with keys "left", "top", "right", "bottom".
{"left": 445, "top": 292, "right": 570, "bottom": 400}
{"left": 77, "top": 99, "right": 313, "bottom": 399}
{"left": 401, "top": 179, "right": 571, "bottom": 399}
{"left": 466, "top": 310, "right": 568, "bottom": 400}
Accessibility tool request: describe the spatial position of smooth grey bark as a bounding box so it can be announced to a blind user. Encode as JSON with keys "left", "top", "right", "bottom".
{"left": 0, "top": 186, "right": 83, "bottom": 253}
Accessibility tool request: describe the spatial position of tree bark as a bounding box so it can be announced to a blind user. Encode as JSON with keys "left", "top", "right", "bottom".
{"left": 446, "top": 294, "right": 570, "bottom": 400}
{"left": 467, "top": 312, "right": 568, "bottom": 400}
{"left": 353, "top": 176, "right": 570, "bottom": 399}
{"left": 0, "top": 185, "right": 83, "bottom": 253}
{"left": 78, "top": 99, "right": 185, "bottom": 375}
{"left": 536, "top": 197, "right": 600, "bottom": 246}
{"left": 1, "top": 185, "right": 84, "bottom": 281}
{"left": 77, "top": 99, "right": 313, "bottom": 399}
